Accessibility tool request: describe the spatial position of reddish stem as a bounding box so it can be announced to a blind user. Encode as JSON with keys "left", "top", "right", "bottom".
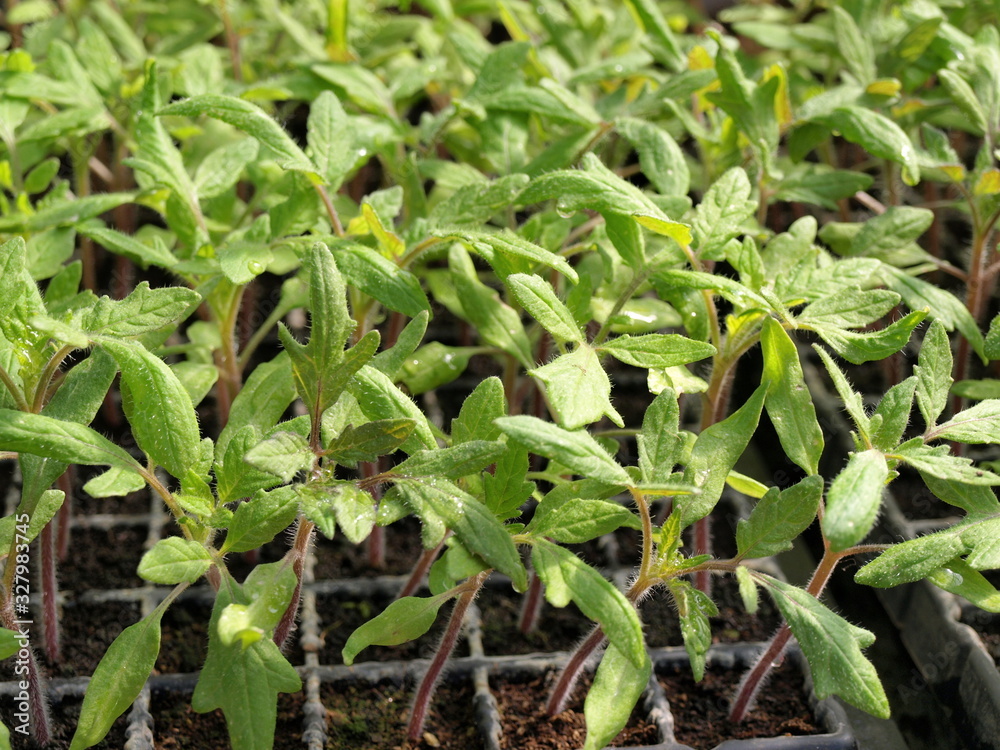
{"left": 729, "top": 548, "right": 841, "bottom": 721}
{"left": 547, "top": 626, "right": 606, "bottom": 715}
{"left": 407, "top": 573, "right": 485, "bottom": 741}
{"left": 39, "top": 522, "right": 59, "bottom": 662}
{"left": 518, "top": 571, "right": 544, "bottom": 635}
{"left": 1, "top": 599, "right": 51, "bottom": 744}
{"left": 273, "top": 518, "right": 313, "bottom": 649}
{"left": 397, "top": 538, "right": 447, "bottom": 600}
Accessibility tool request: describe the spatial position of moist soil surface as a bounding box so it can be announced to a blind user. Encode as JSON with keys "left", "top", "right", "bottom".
{"left": 494, "top": 672, "right": 660, "bottom": 749}
{"left": 38, "top": 600, "right": 142, "bottom": 679}
{"left": 323, "top": 678, "right": 482, "bottom": 749}
{"left": 477, "top": 587, "right": 590, "bottom": 656}
{"left": 56, "top": 525, "right": 147, "bottom": 591}
{"left": 0, "top": 696, "right": 130, "bottom": 749}
{"left": 660, "top": 660, "right": 821, "bottom": 749}
{"left": 151, "top": 689, "right": 305, "bottom": 749}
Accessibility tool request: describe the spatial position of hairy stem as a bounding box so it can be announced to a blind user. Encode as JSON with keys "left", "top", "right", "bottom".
{"left": 397, "top": 536, "right": 448, "bottom": 600}
{"left": 0, "top": 598, "right": 51, "bottom": 744}
{"left": 407, "top": 572, "right": 486, "bottom": 741}
{"left": 546, "top": 626, "right": 606, "bottom": 715}
{"left": 518, "top": 571, "right": 544, "bottom": 635}
{"left": 729, "top": 546, "right": 842, "bottom": 722}
{"left": 273, "top": 517, "right": 314, "bottom": 648}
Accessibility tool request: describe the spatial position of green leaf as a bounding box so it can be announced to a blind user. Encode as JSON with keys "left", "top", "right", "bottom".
{"left": 342, "top": 595, "right": 449, "bottom": 665}
{"left": 831, "top": 5, "right": 876, "bottom": 84}
{"left": 811, "top": 310, "right": 925, "bottom": 364}
{"left": 222, "top": 488, "right": 299, "bottom": 554}
{"left": 219, "top": 562, "right": 298, "bottom": 647}
{"left": 160, "top": 94, "right": 318, "bottom": 175}
{"left": 582, "top": 642, "right": 651, "bottom": 750}
{"left": 445, "top": 246, "right": 533, "bottom": 368}
{"left": 519, "top": 153, "right": 666, "bottom": 220}
{"left": 736, "top": 476, "right": 823, "bottom": 559}
{"left": 929, "top": 400, "right": 1000, "bottom": 444}
{"left": 616, "top": 117, "right": 689, "bottom": 197}
{"left": 451, "top": 229, "right": 578, "bottom": 282}
{"left": 822, "top": 450, "right": 888, "bottom": 552}
{"left": 307, "top": 90, "right": 357, "bottom": 188}
{"left": 506, "top": 273, "right": 582, "bottom": 344}
{"left": 872, "top": 377, "right": 917, "bottom": 452}
{"left": 350, "top": 365, "right": 437, "bottom": 454}
{"left": 921, "top": 472, "right": 1000, "bottom": 515}
{"left": 0, "top": 489, "right": 63, "bottom": 550}
{"left": 495, "top": 416, "right": 631, "bottom": 486}
{"left": 0, "top": 628, "right": 22, "bottom": 661}
{"left": 623, "top": 0, "right": 685, "bottom": 71}
{"left": 598, "top": 334, "right": 716, "bottom": 369}
{"left": 324, "top": 419, "right": 416, "bottom": 465}
{"left": 773, "top": 167, "right": 874, "bottom": 210}
{"left": 952, "top": 380, "right": 1000, "bottom": 400}
{"left": 797, "top": 288, "right": 900, "bottom": 329}
{"left": 761, "top": 317, "right": 824, "bottom": 475}
{"left": 192, "top": 587, "right": 302, "bottom": 750}
{"left": 528, "top": 498, "right": 640, "bottom": 543}
{"left": 194, "top": 138, "right": 260, "bottom": 200}
{"left": 101, "top": 340, "right": 200, "bottom": 480}
{"left": 484, "top": 444, "right": 534, "bottom": 520}
{"left": 335, "top": 245, "right": 429, "bottom": 317}
{"left": 938, "top": 69, "right": 988, "bottom": 136}
{"left": 216, "top": 354, "right": 296, "bottom": 460}
{"left": 735, "top": 566, "right": 759, "bottom": 614}
{"left": 849, "top": 207, "right": 933, "bottom": 259}
{"left": 214, "top": 426, "right": 283, "bottom": 504}
{"left": 331, "top": 484, "right": 377, "bottom": 544}
{"left": 638, "top": 390, "right": 680, "bottom": 485}
{"left": 680, "top": 384, "right": 767, "bottom": 527}
{"left": 813, "top": 346, "right": 870, "bottom": 438}
{"left": 927, "top": 558, "right": 1000, "bottom": 612}
{"left": 531, "top": 345, "right": 624, "bottom": 429}
{"left": 759, "top": 575, "right": 888, "bottom": 717}
{"left": 532, "top": 538, "right": 645, "bottom": 668}
{"left": 393, "top": 441, "right": 507, "bottom": 480}
{"left": 84, "top": 282, "right": 199, "bottom": 339}
{"left": 428, "top": 173, "right": 531, "bottom": 228}
{"left": 0, "top": 409, "right": 142, "bottom": 474}
{"left": 813, "top": 106, "right": 919, "bottom": 185}
{"left": 393, "top": 478, "right": 527, "bottom": 590}
{"left": 244, "top": 431, "right": 313, "bottom": 482}
{"left": 672, "top": 581, "right": 717, "bottom": 681}
{"left": 138, "top": 537, "right": 213, "bottom": 584}
{"left": 691, "top": 167, "right": 756, "bottom": 261}
{"left": 70, "top": 609, "right": 163, "bottom": 750}
{"left": 400, "top": 342, "right": 474, "bottom": 395}
{"left": 452, "top": 377, "right": 506, "bottom": 445}
{"left": 898, "top": 442, "right": 1000, "bottom": 486}
{"left": 856, "top": 533, "right": 968, "bottom": 588}
{"left": 279, "top": 244, "right": 361, "bottom": 423}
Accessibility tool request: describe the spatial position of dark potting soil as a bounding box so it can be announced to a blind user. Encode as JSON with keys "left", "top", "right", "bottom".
{"left": 311, "top": 593, "right": 452, "bottom": 667}
{"left": 960, "top": 605, "right": 1000, "bottom": 663}
{"left": 477, "top": 587, "right": 590, "bottom": 656}
{"left": 642, "top": 574, "right": 782, "bottom": 648}
{"left": 322, "top": 678, "right": 483, "bottom": 750}
{"left": 156, "top": 598, "right": 213, "bottom": 675}
{"left": 0, "top": 696, "right": 130, "bottom": 749}
{"left": 56, "top": 525, "right": 147, "bottom": 591}
{"left": 659, "top": 660, "right": 821, "bottom": 749}
{"left": 311, "top": 518, "right": 426, "bottom": 580}
{"left": 151, "top": 688, "right": 305, "bottom": 749}
{"left": 494, "top": 672, "right": 660, "bottom": 749}
{"left": 36, "top": 600, "right": 142, "bottom": 679}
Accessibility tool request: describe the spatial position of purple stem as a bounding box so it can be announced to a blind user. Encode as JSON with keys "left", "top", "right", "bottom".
{"left": 273, "top": 519, "right": 314, "bottom": 649}
{"left": 547, "top": 626, "right": 606, "bottom": 715}
{"left": 40, "top": 522, "right": 59, "bottom": 662}
{"left": 518, "top": 571, "right": 543, "bottom": 635}
{"left": 407, "top": 573, "right": 485, "bottom": 741}
{"left": 397, "top": 538, "right": 447, "bottom": 600}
